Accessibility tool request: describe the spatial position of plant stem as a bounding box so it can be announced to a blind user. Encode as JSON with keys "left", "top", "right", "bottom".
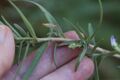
{"left": 16, "top": 37, "right": 77, "bottom": 42}
{"left": 16, "top": 37, "right": 120, "bottom": 58}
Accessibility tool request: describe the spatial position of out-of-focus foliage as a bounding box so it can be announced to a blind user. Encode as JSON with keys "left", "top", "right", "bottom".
{"left": 0, "top": 0, "right": 120, "bottom": 79}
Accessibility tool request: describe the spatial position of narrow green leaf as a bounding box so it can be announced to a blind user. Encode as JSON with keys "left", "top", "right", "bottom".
{"left": 13, "top": 42, "right": 30, "bottom": 80}
{"left": 17, "top": 40, "right": 24, "bottom": 64}
{"left": 1, "top": 16, "right": 22, "bottom": 37}
{"left": 14, "top": 23, "right": 27, "bottom": 36}
{"left": 88, "top": 23, "right": 96, "bottom": 45}
{"left": 93, "top": 56, "right": 100, "bottom": 80}
{"left": 53, "top": 43, "right": 58, "bottom": 67}
{"left": 75, "top": 41, "right": 88, "bottom": 71}
{"left": 98, "top": 0, "right": 103, "bottom": 26}
{"left": 23, "top": 42, "right": 48, "bottom": 80}
{"left": 88, "top": 23, "right": 94, "bottom": 37}
{"left": 23, "top": 0, "right": 64, "bottom": 37}
{"left": 8, "top": 0, "right": 36, "bottom": 38}
{"left": 87, "top": 0, "right": 103, "bottom": 43}
{"left": 96, "top": 55, "right": 106, "bottom": 66}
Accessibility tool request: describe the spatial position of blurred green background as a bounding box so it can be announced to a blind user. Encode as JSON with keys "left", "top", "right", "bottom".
{"left": 0, "top": 0, "right": 120, "bottom": 80}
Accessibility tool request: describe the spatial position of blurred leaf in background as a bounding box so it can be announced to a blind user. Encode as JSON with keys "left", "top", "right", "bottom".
{"left": 0, "top": 0, "right": 120, "bottom": 79}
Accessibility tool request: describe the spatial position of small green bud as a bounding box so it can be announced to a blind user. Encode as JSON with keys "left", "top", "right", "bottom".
{"left": 68, "top": 43, "right": 82, "bottom": 49}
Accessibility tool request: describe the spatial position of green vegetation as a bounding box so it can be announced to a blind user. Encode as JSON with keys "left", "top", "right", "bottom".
{"left": 0, "top": 0, "right": 120, "bottom": 80}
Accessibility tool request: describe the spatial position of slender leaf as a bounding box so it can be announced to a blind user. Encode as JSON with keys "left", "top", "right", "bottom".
{"left": 1, "top": 15, "right": 22, "bottom": 37}
{"left": 13, "top": 42, "right": 30, "bottom": 80}
{"left": 14, "top": 23, "right": 27, "bottom": 36}
{"left": 87, "top": 0, "right": 103, "bottom": 43}
{"left": 17, "top": 40, "right": 24, "bottom": 64}
{"left": 53, "top": 43, "right": 58, "bottom": 67}
{"left": 8, "top": 0, "right": 37, "bottom": 38}
{"left": 75, "top": 41, "right": 88, "bottom": 71}
{"left": 88, "top": 23, "right": 96, "bottom": 45}
{"left": 23, "top": 42, "right": 48, "bottom": 80}
{"left": 98, "top": 0, "right": 103, "bottom": 26}
{"left": 88, "top": 23, "right": 94, "bottom": 38}
{"left": 93, "top": 56, "right": 100, "bottom": 80}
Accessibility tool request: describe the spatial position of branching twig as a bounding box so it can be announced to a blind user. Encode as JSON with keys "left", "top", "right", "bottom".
{"left": 16, "top": 37, "right": 120, "bottom": 58}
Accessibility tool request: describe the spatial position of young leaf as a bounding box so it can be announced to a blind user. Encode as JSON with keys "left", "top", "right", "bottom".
{"left": 88, "top": 23, "right": 93, "bottom": 38}
{"left": 8, "top": 0, "right": 37, "bottom": 39}
{"left": 88, "top": 23, "right": 96, "bottom": 45}
{"left": 14, "top": 23, "right": 27, "bottom": 37}
{"left": 43, "top": 23, "right": 58, "bottom": 37}
{"left": 22, "top": 42, "right": 48, "bottom": 80}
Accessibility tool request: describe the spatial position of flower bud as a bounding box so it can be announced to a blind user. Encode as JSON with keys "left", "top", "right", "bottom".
{"left": 110, "top": 35, "right": 117, "bottom": 47}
